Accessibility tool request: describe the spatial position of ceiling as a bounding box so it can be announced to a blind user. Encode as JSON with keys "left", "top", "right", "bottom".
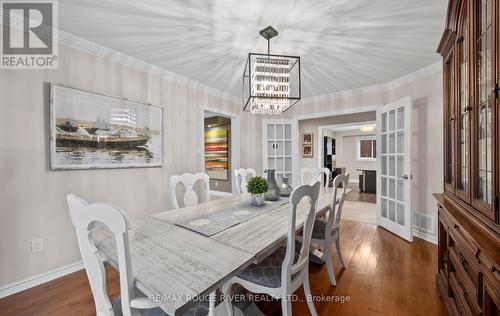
{"left": 59, "top": 0, "right": 447, "bottom": 99}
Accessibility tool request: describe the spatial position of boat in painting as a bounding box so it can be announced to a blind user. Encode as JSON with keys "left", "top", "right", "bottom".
{"left": 56, "top": 120, "right": 151, "bottom": 149}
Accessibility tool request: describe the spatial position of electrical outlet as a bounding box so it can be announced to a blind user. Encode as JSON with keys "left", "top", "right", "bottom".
{"left": 31, "top": 238, "right": 43, "bottom": 254}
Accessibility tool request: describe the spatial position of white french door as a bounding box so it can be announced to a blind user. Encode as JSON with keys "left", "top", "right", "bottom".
{"left": 262, "top": 119, "right": 297, "bottom": 187}
{"left": 376, "top": 96, "right": 413, "bottom": 242}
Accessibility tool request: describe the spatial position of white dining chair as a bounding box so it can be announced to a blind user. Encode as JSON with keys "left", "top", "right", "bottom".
{"left": 320, "top": 167, "right": 330, "bottom": 188}
{"left": 234, "top": 168, "right": 256, "bottom": 194}
{"left": 309, "top": 173, "right": 349, "bottom": 286}
{"left": 170, "top": 173, "right": 210, "bottom": 209}
{"left": 222, "top": 181, "right": 321, "bottom": 316}
{"left": 66, "top": 195, "right": 212, "bottom": 316}
{"left": 300, "top": 167, "right": 330, "bottom": 188}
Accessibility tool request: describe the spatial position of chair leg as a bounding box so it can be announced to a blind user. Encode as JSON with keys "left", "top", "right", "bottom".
{"left": 303, "top": 272, "right": 318, "bottom": 316}
{"left": 221, "top": 282, "right": 234, "bottom": 316}
{"left": 281, "top": 295, "right": 293, "bottom": 316}
{"left": 208, "top": 291, "right": 216, "bottom": 316}
{"left": 324, "top": 247, "right": 337, "bottom": 287}
{"left": 335, "top": 237, "right": 345, "bottom": 268}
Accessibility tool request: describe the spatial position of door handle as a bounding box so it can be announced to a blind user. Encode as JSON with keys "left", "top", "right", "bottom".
{"left": 398, "top": 174, "right": 411, "bottom": 180}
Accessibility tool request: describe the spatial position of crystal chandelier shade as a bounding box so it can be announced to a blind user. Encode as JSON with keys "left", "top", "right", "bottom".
{"left": 243, "top": 27, "right": 301, "bottom": 115}
{"left": 250, "top": 58, "right": 290, "bottom": 114}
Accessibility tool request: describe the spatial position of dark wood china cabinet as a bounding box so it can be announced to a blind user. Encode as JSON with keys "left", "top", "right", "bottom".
{"left": 437, "top": 0, "right": 500, "bottom": 315}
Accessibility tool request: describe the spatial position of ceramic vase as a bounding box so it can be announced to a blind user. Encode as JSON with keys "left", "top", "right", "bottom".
{"left": 280, "top": 176, "right": 293, "bottom": 197}
{"left": 264, "top": 169, "right": 281, "bottom": 201}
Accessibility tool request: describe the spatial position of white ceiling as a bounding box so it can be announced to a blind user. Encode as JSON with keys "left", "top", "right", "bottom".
{"left": 59, "top": 0, "right": 447, "bottom": 98}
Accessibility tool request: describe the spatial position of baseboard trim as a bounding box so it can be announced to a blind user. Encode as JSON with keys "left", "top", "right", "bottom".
{"left": 0, "top": 261, "right": 84, "bottom": 299}
{"left": 413, "top": 228, "right": 438, "bottom": 245}
{"left": 211, "top": 190, "right": 233, "bottom": 197}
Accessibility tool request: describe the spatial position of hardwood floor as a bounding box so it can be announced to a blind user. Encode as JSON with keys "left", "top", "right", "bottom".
{"left": 345, "top": 184, "right": 377, "bottom": 203}
{"left": 0, "top": 220, "right": 446, "bottom": 316}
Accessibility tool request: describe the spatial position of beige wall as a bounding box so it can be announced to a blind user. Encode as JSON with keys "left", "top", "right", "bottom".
{"left": 334, "top": 131, "right": 378, "bottom": 182}
{"left": 0, "top": 44, "right": 262, "bottom": 287}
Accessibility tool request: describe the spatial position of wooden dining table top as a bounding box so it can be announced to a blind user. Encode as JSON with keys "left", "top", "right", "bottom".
{"left": 93, "top": 187, "right": 344, "bottom": 316}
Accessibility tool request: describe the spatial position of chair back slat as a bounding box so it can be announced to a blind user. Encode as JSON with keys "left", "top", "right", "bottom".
{"left": 67, "top": 195, "right": 135, "bottom": 316}
{"left": 234, "top": 168, "right": 256, "bottom": 194}
{"left": 327, "top": 173, "right": 350, "bottom": 230}
{"left": 281, "top": 181, "right": 321, "bottom": 288}
{"left": 170, "top": 173, "right": 210, "bottom": 209}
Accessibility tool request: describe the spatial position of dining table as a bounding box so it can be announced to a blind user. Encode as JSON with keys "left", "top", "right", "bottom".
{"left": 92, "top": 186, "right": 346, "bottom": 316}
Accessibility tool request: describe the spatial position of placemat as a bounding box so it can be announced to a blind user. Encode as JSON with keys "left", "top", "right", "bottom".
{"left": 174, "top": 197, "right": 289, "bottom": 236}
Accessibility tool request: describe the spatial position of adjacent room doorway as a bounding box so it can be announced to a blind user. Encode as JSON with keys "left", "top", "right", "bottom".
{"left": 201, "top": 107, "right": 240, "bottom": 196}
{"left": 317, "top": 121, "right": 378, "bottom": 224}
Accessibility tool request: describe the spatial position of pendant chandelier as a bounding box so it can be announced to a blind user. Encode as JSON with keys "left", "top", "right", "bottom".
{"left": 242, "top": 26, "right": 301, "bottom": 115}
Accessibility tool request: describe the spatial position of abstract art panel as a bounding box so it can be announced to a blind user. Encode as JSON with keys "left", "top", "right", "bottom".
{"left": 204, "top": 128, "right": 228, "bottom": 180}
{"left": 50, "top": 84, "right": 163, "bottom": 169}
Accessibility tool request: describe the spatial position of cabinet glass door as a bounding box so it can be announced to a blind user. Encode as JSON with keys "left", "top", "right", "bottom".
{"left": 457, "top": 6, "right": 471, "bottom": 201}
{"left": 473, "top": 0, "right": 495, "bottom": 217}
{"left": 445, "top": 54, "right": 456, "bottom": 192}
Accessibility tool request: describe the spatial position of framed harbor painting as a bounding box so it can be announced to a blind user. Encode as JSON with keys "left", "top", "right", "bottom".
{"left": 204, "top": 128, "right": 229, "bottom": 180}
{"left": 50, "top": 84, "right": 163, "bottom": 170}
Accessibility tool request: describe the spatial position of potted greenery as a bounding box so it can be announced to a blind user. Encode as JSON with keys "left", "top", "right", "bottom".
{"left": 247, "top": 176, "right": 269, "bottom": 207}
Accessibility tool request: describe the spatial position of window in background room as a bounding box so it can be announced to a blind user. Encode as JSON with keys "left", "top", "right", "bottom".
{"left": 357, "top": 136, "right": 376, "bottom": 160}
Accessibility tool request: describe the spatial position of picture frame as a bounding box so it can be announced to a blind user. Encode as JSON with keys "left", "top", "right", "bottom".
{"left": 50, "top": 84, "right": 164, "bottom": 170}
{"left": 303, "top": 132, "right": 313, "bottom": 144}
{"left": 302, "top": 132, "right": 314, "bottom": 158}
{"left": 302, "top": 144, "right": 313, "bottom": 158}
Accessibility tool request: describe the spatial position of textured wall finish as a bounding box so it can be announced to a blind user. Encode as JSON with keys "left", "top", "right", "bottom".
{"left": 58, "top": 0, "right": 447, "bottom": 98}
{"left": 0, "top": 43, "right": 261, "bottom": 288}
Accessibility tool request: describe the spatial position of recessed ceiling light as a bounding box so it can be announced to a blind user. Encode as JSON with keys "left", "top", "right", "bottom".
{"left": 361, "top": 125, "right": 375, "bottom": 132}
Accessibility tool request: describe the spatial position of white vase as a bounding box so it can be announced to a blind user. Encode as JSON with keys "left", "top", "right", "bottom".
{"left": 251, "top": 194, "right": 265, "bottom": 207}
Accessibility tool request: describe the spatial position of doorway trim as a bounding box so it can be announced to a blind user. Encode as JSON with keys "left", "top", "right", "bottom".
{"left": 200, "top": 106, "right": 240, "bottom": 195}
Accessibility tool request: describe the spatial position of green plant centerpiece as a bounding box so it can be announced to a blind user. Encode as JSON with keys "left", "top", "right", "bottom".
{"left": 247, "top": 176, "right": 268, "bottom": 207}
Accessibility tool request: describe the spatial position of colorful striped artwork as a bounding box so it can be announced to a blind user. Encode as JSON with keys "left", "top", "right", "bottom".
{"left": 204, "top": 128, "right": 229, "bottom": 180}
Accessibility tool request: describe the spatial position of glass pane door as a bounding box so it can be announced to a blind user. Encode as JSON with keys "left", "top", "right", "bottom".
{"left": 473, "top": 0, "right": 494, "bottom": 213}
{"left": 267, "top": 124, "right": 276, "bottom": 170}
{"left": 445, "top": 55, "right": 456, "bottom": 190}
{"left": 473, "top": 0, "right": 496, "bottom": 219}
{"left": 457, "top": 6, "right": 470, "bottom": 200}
{"left": 264, "top": 121, "right": 294, "bottom": 186}
{"left": 377, "top": 97, "right": 413, "bottom": 242}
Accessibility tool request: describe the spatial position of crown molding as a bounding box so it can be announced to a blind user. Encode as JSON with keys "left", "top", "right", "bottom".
{"left": 5, "top": 13, "right": 240, "bottom": 102}
{"left": 301, "top": 61, "right": 442, "bottom": 104}
{"left": 56, "top": 29, "right": 441, "bottom": 106}
{"left": 56, "top": 30, "right": 241, "bottom": 104}
{"left": 6, "top": 12, "right": 442, "bottom": 106}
